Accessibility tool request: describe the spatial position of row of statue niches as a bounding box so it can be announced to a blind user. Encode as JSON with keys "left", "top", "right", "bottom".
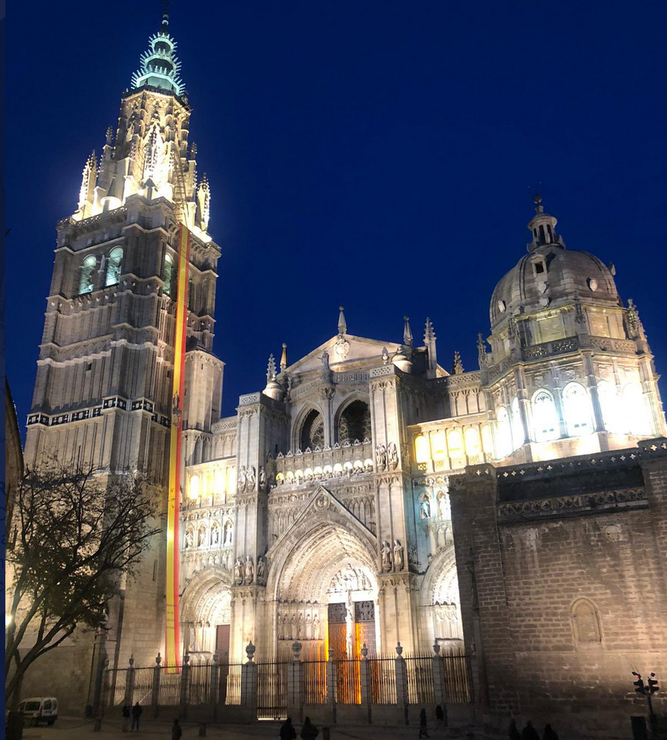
{"left": 233, "top": 555, "right": 267, "bottom": 585}
{"left": 278, "top": 610, "right": 322, "bottom": 641}
{"left": 420, "top": 492, "right": 451, "bottom": 519}
{"left": 183, "top": 520, "right": 233, "bottom": 549}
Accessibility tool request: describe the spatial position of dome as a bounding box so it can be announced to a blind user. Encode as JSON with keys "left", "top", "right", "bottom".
{"left": 490, "top": 199, "right": 620, "bottom": 330}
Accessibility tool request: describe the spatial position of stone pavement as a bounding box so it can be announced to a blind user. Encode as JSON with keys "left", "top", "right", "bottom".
{"left": 20, "top": 717, "right": 486, "bottom": 740}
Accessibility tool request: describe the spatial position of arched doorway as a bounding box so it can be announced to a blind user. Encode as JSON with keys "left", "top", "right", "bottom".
{"left": 420, "top": 547, "right": 463, "bottom": 653}
{"left": 180, "top": 568, "right": 233, "bottom": 663}
{"left": 268, "top": 512, "right": 379, "bottom": 663}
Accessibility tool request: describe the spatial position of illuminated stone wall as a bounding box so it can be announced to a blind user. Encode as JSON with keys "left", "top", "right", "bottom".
{"left": 450, "top": 439, "right": 667, "bottom": 739}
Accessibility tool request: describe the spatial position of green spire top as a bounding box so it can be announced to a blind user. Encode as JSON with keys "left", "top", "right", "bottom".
{"left": 130, "top": 5, "right": 184, "bottom": 95}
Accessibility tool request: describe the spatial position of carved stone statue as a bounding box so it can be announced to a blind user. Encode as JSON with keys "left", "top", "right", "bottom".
{"left": 238, "top": 466, "right": 247, "bottom": 493}
{"left": 381, "top": 540, "right": 393, "bottom": 572}
{"left": 185, "top": 529, "right": 194, "bottom": 549}
{"left": 375, "top": 444, "right": 387, "bottom": 472}
{"left": 198, "top": 526, "right": 207, "bottom": 548}
{"left": 313, "top": 613, "right": 320, "bottom": 640}
{"left": 257, "top": 556, "right": 267, "bottom": 584}
{"left": 321, "top": 350, "right": 330, "bottom": 369}
{"left": 247, "top": 466, "right": 256, "bottom": 490}
{"left": 244, "top": 556, "right": 254, "bottom": 584}
{"left": 387, "top": 442, "right": 398, "bottom": 470}
{"left": 211, "top": 524, "right": 220, "bottom": 546}
{"left": 297, "top": 612, "right": 304, "bottom": 638}
{"left": 224, "top": 522, "right": 233, "bottom": 546}
{"left": 393, "top": 540, "right": 405, "bottom": 571}
{"left": 421, "top": 497, "right": 431, "bottom": 519}
{"left": 234, "top": 558, "right": 243, "bottom": 585}
{"left": 259, "top": 467, "right": 266, "bottom": 488}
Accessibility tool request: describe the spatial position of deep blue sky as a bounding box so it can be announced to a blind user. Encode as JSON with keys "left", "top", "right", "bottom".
{"left": 6, "top": 0, "right": 667, "bottom": 431}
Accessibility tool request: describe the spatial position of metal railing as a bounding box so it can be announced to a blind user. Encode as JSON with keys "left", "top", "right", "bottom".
{"left": 370, "top": 657, "right": 397, "bottom": 704}
{"left": 257, "top": 661, "right": 288, "bottom": 720}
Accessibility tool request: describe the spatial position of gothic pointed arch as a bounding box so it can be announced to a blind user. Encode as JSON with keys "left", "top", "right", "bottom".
{"left": 292, "top": 403, "right": 325, "bottom": 450}
{"left": 335, "top": 394, "right": 371, "bottom": 444}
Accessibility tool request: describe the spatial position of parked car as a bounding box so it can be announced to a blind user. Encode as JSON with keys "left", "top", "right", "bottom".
{"left": 17, "top": 697, "right": 58, "bottom": 726}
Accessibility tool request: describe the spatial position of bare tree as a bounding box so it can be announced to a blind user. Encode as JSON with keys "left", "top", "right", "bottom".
{"left": 5, "top": 459, "right": 161, "bottom": 708}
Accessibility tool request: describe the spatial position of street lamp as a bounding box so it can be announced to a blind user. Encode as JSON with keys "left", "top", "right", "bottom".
{"left": 632, "top": 671, "right": 660, "bottom": 738}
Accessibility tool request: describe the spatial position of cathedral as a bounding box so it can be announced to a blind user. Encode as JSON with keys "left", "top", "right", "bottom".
{"left": 20, "top": 11, "right": 666, "bottom": 720}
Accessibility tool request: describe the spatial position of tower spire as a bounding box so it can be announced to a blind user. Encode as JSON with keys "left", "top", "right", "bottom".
{"left": 131, "top": 4, "right": 184, "bottom": 95}
{"left": 424, "top": 317, "right": 438, "bottom": 378}
{"left": 280, "top": 343, "right": 288, "bottom": 372}
{"left": 403, "top": 316, "right": 413, "bottom": 347}
{"left": 338, "top": 306, "right": 347, "bottom": 335}
{"left": 527, "top": 194, "right": 564, "bottom": 252}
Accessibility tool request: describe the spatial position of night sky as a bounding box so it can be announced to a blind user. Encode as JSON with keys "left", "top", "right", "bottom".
{"left": 6, "top": 1, "right": 667, "bottom": 434}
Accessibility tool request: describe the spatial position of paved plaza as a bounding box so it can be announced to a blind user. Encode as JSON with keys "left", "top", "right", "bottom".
{"left": 19, "top": 718, "right": 483, "bottom": 740}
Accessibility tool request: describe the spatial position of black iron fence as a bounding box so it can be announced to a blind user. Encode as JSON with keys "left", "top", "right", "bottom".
{"left": 102, "top": 653, "right": 472, "bottom": 716}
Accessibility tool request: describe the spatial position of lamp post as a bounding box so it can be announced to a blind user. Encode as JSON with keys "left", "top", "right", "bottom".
{"left": 632, "top": 671, "right": 659, "bottom": 739}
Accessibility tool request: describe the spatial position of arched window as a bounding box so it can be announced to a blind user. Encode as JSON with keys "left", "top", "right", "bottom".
{"left": 300, "top": 409, "right": 324, "bottom": 450}
{"left": 571, "top": 599, "right": 601, "bottom": 644}
{"left": 622, "top": 383, "right": 652, "bottom": 435}
{"left": 481, "top": 425, "right": 494, "bottom": 456}
{"left": 189, "top": 474, "right": 200, "bottom": 500}
{"left": 414, "top": 435, "right": 430, "bottom": 464}
{"left": 563, "top": 382, "right": 593, "bottom": 437}
{"left": 431, "top": 432, "right": 447, "bottom": 460}
{"left": 79, "top": 255, "right": 97, "bottom": 294}
{"left": 531, "top": 389, "right": 560, "bottom": 442}
{"left": 447, "top": 430, "right": 463, "bottom": 459}
{"left": 598, "top": 381, "right": 624, "bottom": 434}
{"left": 464, "top": 428, "right": 481, "bottom": 457}
{"left": 496, "top": 408, "right": 512, "bottom": 458}
{"left": 105, "top": 247, "right": 123, "bottom": 286}
{"left": 187, "top": 278, "right": 195, "bottom": 310}
{"left": 338, "top": 400, "right": 371, "bottom": 444}
{"left": 162, "top": 253, "right": 175, "bottom": 295}
{"left": 511, "top": 398, "right": 524, "bottom": 449}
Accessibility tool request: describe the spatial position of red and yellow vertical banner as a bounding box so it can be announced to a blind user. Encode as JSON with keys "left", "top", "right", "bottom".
{"left": 165, "top": 224, "right": 190, "bottom": 672}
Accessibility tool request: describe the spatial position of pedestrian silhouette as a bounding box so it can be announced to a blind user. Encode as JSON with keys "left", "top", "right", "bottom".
{"left": 436, "top": 704, "right": 448, "bottom": 728}
{"left": 280, "top": 717, "right": 297, "bottom": 740}
{"left": 419, "top": 707, "right": 430, "bottom": 738}
{"left": 121, "top": 704, "right": 130, "bottom": 733}
{"left": 521, "top": 721, "right": 540, "bottom": 740}
{"left": 300, "top": 716, "right": 319, "bottom": 740}
{"left": 542, "top": 724, "right": 559, "bottom": 740}
{"left": 172, "top": 718, "right": 183, "bottom": 740}
{"left": 508, "top": 718, "right": 520, "bottom": 740}
{"left": 131, "top": 702, "right": 142, "bottom": 732}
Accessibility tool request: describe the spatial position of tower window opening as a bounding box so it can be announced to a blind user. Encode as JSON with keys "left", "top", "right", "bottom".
{"left": 496, "top": 407, "right": 512, "bottom": 458}
{"left": 414, "top": 435, "right": 430, "bottom": 464}
{"left": 105, "top": 247, "right": 123, "bottom": 287}
{"left": 79, "top": 255, "right": 97, "bottom": 295}
{"left": 539, "top": 225, "right": 546, "bottom": 243}
{"left": 531, "top": 389, "right": 560, "bottom": 442}
{"left": 534, "top": 261, "right": 545, "bottom": 274}
{"left": 562, "top": 382, "right": 593, "bottom": 437}
{"left": 162, "top": 253, "right": 175, "bottom": 296}
{"left": 622, "top": 382, "right": 652, "bottom": 436}
{"left": 547, "top": 224, "right": 554, "bottom": 241}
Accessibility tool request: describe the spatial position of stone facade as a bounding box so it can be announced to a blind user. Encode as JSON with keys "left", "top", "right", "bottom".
{"left": 15, "top": 11, "right": 667, "bottom": 725}
{"left": 449, "top": 439, "right": 667, "bottom": 739}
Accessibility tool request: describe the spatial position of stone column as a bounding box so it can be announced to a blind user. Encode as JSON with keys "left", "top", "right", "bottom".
{"left": 151, "top": 653, "right": 162, "bottom": 717}
{"left": 326, "top": 648, "right": 337, "bottom": 724}
{"left": 180, "top": 651, "right": 191, "bottom": 718}
{"left": 210, "top": 654, "right": 219, "bottom": 720}
{"left": 432, "top": 643, "right": 446, "bottom": 709}
{"left": 288, "top": 642, "right": 304, "bottom": 722}
{"left": 359, "top": 644, "right": 372, "bottom": 724}
{"left": 394, "top": 643, "right": 408, "bottom": 725}
{"left": 124, "top": 655, "right": 136, "bottom": 707}
{"left": 241, "top": 642, "right": 258, "bottom": 719}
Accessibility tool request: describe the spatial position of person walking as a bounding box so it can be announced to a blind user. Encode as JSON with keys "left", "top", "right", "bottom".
{"left": 300, "top": 716, "right": 319, "bottom": 740}
{"left": 171, "top": 718, "right": 183, "bottom": 740}
{"left": 508, "top": 718, "right": 521, "bottom": 740}
{"left": 435, "top": 704, "right": 448, "bottom": 732}
{"left": 521, "top": 721, "right": 540, "bottom": 740}
{"left": 280, "top": 717, "right": 297, "bottom": 740}
{"left": 121, "top": 704, "right": 131, "bottom": 732}
{"left": 131, "top": 702, "right": 143, "bottom": 732}
{"left": 542, "top": 724, "right": 559, "bottom": 740}
{"left": 418, "top": 707, "right": 430, "bottom": 738}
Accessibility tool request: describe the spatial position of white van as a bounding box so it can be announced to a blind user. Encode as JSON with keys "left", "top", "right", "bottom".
{"left": 17, "top": 697, "right": 58, "bottom": 725}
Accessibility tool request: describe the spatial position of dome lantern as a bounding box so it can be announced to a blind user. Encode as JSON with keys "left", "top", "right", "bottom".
{"left": 526, "top": 194, "right": 563, "bottom": 253}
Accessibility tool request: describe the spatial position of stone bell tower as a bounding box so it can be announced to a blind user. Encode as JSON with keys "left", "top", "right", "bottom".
{"left": 23, "top": 8, "right": 224, "bottom": 678}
